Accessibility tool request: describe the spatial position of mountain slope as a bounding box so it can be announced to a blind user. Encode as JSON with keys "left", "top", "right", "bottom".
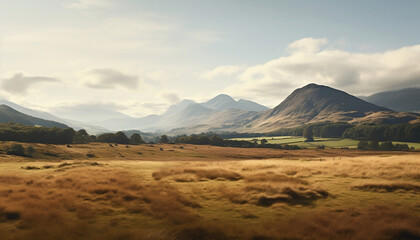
{"left": 244, "top": 84, "right": 417, "bottom": 132}
{"left": 0, "top": 99, "right": 109, "bottom": 134}
{"left": 360, "top": 88, "right": 420, "bottom": 112}
{"left": 0, "top": 105, "right": 68, "bottom": 128}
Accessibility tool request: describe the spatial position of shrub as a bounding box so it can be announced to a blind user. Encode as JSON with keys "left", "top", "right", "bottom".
{"left": 357, "top": 141, "right": 369, "bottom": 150}
{"left": 368, "top": 141, "right": 379, "bottom": 150}
{"left": 6, "top": 144, "right": 26, "bottom": 156}
{"left": 25, "top": 146, "right": 35, "bottom": 157}
{"left": 380, "top": 141, "right": 394, "bottom": 151}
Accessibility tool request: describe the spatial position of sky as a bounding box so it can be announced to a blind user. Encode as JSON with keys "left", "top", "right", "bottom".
{"left": 1, "top": 0, "right": 420, "bottom": 118}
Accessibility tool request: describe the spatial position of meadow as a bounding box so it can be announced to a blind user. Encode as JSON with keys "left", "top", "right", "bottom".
{"left": 0, "top": 142, "right": 419, "bottom": 240}
{"left": 230, "top": 136, "right": 420, "bottom": 149}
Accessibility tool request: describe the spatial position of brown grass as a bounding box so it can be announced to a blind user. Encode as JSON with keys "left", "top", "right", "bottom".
{"left": 352, "top": 181, "right": 420, "bottom": 192}
{"left": 219, "top": 172, "right": 328, "bottom": 206}
{"left": 0, "top": 142, "right": 419, "bottom": 239}
{"left": 152, "top": 167, "right": 243, "bottom": 181}
{"left": 257, "top": 205, "right": 420, "bottom": 240}
{"left": 0, "top": 167, "right": 201, "bottom": 239}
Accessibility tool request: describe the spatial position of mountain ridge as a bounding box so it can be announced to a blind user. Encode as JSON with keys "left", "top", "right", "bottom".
{"left": 360, "top": 88, "right": 420, "bottom": 113}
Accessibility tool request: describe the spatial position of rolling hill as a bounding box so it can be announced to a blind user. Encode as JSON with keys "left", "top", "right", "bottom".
{"left": 360, "top": 88, "right": 420, "bottom": 112}
{"left": 0, "top": 105, "right": 68, "bottom": 128}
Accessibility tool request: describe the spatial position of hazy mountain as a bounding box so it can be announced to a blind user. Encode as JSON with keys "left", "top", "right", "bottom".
{"left": 243, "top": 83, "right": 418, "bottom": 132}
{"left": 87, "top": 95, "right": 267, "bottom": 132}
{"left": 0, "top": 99, "right": 109, "bottom": 134}
{"left": 0, "top": 105, "right": 68, "bottom": 128}
{"left": 52, "top": 105, "right": 130, "bottom": 123}
{"left": 360, "top": 88, "right": 420, "bottom": 112}
{"left": 201, "top": 94, "right": 268, "bottom": 111}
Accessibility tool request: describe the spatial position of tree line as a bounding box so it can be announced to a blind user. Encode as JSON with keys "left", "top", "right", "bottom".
{"left": 0, "top": 123, "right": 145, "bottom": 145}
{"left": 272, "top": 122, "right": 420, "bottom": 143}
{"left": 171, "top": 134, "right": 301, "bottom": 150}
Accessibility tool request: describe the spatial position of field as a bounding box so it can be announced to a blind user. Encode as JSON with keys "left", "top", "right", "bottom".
{"left": 230, "top": 136, "right": 420, "bottom": 149}
{"left": 0, "top": 142, "right": 419, "bottom": 240}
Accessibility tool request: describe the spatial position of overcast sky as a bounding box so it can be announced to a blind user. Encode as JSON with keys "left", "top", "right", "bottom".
{"left": 1, "top": 0, "right": 420, "bottom": 117}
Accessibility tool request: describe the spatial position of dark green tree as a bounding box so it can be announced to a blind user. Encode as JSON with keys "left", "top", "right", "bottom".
{"left": 73, "top": 129, "right": 89, "bottom": 143}
{"left": 114, "top": 131, "right": 130, "bottom": 144}
{"left": 368, "top": 141, "right": 379, "bottom": 150}
{"left": 130, "top": 133, "right": 144, "bottom": 145}
{"left": 380, "top": 141, "right": 394, "bottom": 151}
{"left": 357, "top": 141, "right": 369, "bottom": 150}
{"left": 303, "top": 126, "right": 314, "bottom": 142}
{"left": 160, "top": 135, "right": 169, "bottom": 143}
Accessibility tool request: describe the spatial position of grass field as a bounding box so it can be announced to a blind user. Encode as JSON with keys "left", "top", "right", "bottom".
{"left": 230, "top": 136, "right": 420, "bottom": 149}
{"left": 0, "top": 142, "right": 419, "bottom": 239}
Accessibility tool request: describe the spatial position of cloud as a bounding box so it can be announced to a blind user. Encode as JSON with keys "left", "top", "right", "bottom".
{"left": 1, "top": 73, "right": 60, "bottom": 95}
{"left": 160, "top": 92, "right": 181, "bottom": 103}
{"left": 82, "top": 68, "right": 139, "bottom": 90}
{"left": 200, "top": 65, "right": 246, "bottom": 80}
{"left": 64, "top": 0, "right": 113, "bottom": 9}
{"left": 286, "top": 38, "right": 328, "bottom": 54}
{"left": 222, "top": 38, "right": 420, "bottom": 105}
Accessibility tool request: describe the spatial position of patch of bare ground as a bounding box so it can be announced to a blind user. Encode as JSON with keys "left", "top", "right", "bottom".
{"left": 219, "top": 172, "right": 328, "bottom": 206}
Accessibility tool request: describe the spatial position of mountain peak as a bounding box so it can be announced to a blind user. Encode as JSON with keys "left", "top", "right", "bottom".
{"left": 201, "top": 94, "right": 268, "bottom": 112}
{"left": 247, "top": 84, "right": 393, "bottom": 132}
{"left": 210, "top": 94, "right": 236, "bottom": 102}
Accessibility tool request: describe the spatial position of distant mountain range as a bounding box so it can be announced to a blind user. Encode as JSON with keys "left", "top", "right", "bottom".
{"left": 360, "top": 88, "right": 420, "bottom": 113}
{"left": 0, "top": 85, "right": 418, "bottom": 134}
{"left": 87, "top": 95, "right": 268, "bottom": 131}
{"left": 169, "top": 84, "right": 420, "bottom": 134}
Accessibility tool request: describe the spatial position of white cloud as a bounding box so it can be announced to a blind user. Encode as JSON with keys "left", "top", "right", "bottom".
{"left": 1, "top": 72, "right": 60, "bottom": 95}
{"left": 200, "top": 65, "right": 246, "bottom": 80}
{"left": 222, "top": 38, "right": 420, "bottom": 105}
{"left": 286, "top": 37, "right": 328, "bottom": 54}
{"left": 81, "top": 68, "right": 139, "bottom": 90}
{"left": 64, "top": 0, "right": 113, "bottom": 9}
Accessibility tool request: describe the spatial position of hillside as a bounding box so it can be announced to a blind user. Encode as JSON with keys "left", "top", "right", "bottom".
{"left": 0, "top": 105, "right": 68, "bottom": 128}
{"left": 361, "top": 88, "right": 420, "bottom": 112}
{"left": 0, "top": 99, "right": 108, "bottom": 134}
{"left": 243, "top": 84, "right": 419, "bottom": 132}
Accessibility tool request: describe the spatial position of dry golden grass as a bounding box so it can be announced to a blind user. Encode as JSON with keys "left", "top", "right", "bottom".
{"left": 152, "top": 167, "right": 243, "bottom": 181}
{"left": 0, "top": 142, "right": 419, "bottom": 239}
{"left": 352, "top": 180, "right": 420, "bottom": 192}
{"left": 0, "top": 166, "right": 201, "bottom": 239}
{"left": 218, "top": 172, "right": 328, "bottom": 206}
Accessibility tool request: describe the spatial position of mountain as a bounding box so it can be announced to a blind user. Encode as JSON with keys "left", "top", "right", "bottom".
{"left": 86, "top": 95, "right": 267, "bottom": 132}
{"left": 243, "top": 83, "right": 418, "bottom": 132}
{"left": 0, "top": 99, "right": 109, "bottom": 134}
{"left": 0, "top": 105, "right": 68, "bottom": 128}
{"left": 201, "top": 94, "right": 269, "bottom": 111}
{"left": 52, "top": 105, "right": 130, "bottom": 123}
{"left": 360, "top": 88, "right": 420, "bottom": 112}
